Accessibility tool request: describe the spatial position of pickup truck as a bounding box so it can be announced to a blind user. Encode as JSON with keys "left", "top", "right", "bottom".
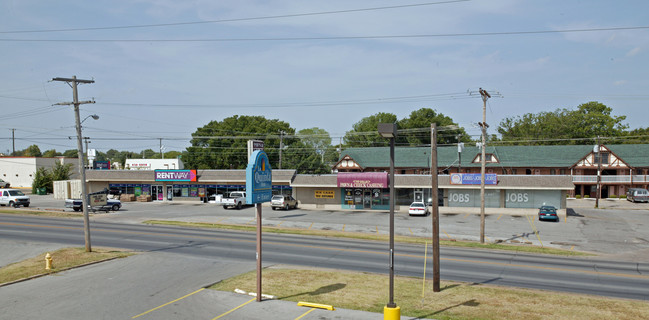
{"left": 65, "top": 199, "right": 122, "bottom": 212}
{"left": 220, "top": 191, "right": 247, "bottom": 210}
{"left": 0, "top": 188, "right": 30, "bottom": 207}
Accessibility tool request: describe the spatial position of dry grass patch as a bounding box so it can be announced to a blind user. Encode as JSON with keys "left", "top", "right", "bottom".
{"left": 210, "top": 268, "right": 648, "bottom": 320}
{"left": 0, "top": 208, "right": 81, "bottom": 218}
{"left": 0, "top": 247, "right": 132, "bottom": 284}
{"left": 144, "top": 220, "right": 591, "bottom": 257}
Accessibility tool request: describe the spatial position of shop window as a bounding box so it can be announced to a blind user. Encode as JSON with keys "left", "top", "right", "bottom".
{"left": 526, "top": 169, "right": 532, "bottom": 175}
{"left": 550, "top": 169, "right": 556, "bottom": 175}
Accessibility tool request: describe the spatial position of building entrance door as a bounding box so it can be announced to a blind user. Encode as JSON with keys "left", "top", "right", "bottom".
{"left": 363, "top": 190, "right": 372, "bottom": 209}
{"left": 414, "top": 189, "right": 424, "bottom": 202}
{"left": 152, "top": 185, "right": 164, "bottom": 201}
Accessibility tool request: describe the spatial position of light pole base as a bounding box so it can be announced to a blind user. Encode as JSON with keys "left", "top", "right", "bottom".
{"left": 384, "top": 305, "right": 400, "bottom": 320}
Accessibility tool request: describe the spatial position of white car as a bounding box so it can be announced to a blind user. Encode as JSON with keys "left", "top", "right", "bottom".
{"left": 0, "top": 188, "right": 30, "bottom": 207}
{"left": 408, "top": 202, "right": 429, "bottom": 216}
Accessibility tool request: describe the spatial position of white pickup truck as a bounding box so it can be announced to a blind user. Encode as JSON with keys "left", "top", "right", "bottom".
{"left": 220, "top": 191, "right": 247, "bottom": 210}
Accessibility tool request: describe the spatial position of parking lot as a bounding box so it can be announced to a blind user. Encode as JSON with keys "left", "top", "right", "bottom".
{"left": 20, "top": 194, "right": 649, "bottom": 260}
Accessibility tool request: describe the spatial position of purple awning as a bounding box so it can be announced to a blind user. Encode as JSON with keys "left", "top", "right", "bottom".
{"left": 337, "top": 172, "right": 389, "bottom": 188}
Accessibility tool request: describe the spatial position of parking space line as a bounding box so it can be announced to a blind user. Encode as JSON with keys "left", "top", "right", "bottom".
{"left": 442, "top": 229, "right": 452, "bottom": 240}
{"left": 308, "top": 222, "right": 313, "bottom": 230}
{"left": 463, "top": 213, "right": 470, "bottom": 219}
{"left": 216, "top": 217, "right": 227, "bottom": 223}
{"left": 295, "top": 308, "right": 316, "bottom": 320}
{"left": 409, "top": 227, "right": 413, "bottom": 236}
{"left": 496, "top": 214, "right": 503, "bottom": 221}
{"left": 277, "top": 221, "right": 283, "bottom": 227}
{"left": 376, "top": 226, "right": 379, "bottom": 234}
{"left": 132, "top": 288, "right": 204, "bottom": 319}
{"left": 342, "top": 224, "right": 345, "bottom": 232}
{"left": 212, "top": 297, "right": 255, "bottom": 320}
{"left": 247, "top": 217, "right": 256, "bottom": 225}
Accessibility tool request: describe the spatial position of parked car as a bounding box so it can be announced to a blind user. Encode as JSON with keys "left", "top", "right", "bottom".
{"left": 65, "top": 198, "right": 122, "bottom": 212}
{"left": 271, "top": 195, "right": 298, "bottom": 210}
{"left": 408, "top": 202, "right": 429, "bottom": 216}
{"left": 538, "top": 205, "right": 559, "bottom": 222}
{"left": 0, "top": 179, "right": 10, "bottom": 188}
{"left": 626, "top": 188, "right": 649, "bottom": 203}
{"left": 0, "top": 188, "right": 30, "bottom": 207}
{"left": 221, "top": 191, "right": 248, "bottom": 209}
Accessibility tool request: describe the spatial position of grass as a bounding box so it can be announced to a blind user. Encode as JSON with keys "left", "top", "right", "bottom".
{"left": 0, "top": 207, "right": 81, "bottom": 218}
{"left": 0, "top": 247, "right": 132, "bottom": 284}
{"left": 143, "top": 220, "right": 591, "bottom": 257}
{"left": 210, "top": 267, "right": 649, "bottom": 320}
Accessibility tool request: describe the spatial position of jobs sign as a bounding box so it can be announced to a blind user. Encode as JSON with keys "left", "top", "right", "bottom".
{"left": 450, "top": 173, "right": 497, "bottom": 185}
{"left": 246, "top": 150, "right": 273, "bottom": 204}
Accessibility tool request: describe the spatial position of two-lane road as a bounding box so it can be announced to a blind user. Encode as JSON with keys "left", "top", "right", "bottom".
{"left": 1, "top": 214, "right": 648, "bottom": 301}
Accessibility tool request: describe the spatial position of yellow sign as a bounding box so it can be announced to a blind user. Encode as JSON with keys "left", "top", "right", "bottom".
{"left": 315, "top": 190, "right": 335, "bottom": 199}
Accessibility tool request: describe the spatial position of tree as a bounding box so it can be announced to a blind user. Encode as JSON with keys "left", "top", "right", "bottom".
{"left": 398, "top": 108, "right": 467, "bottom": 146}
{"left": 343, "top": 112, "right": 398, "bottom": 147}
{"left": 51, "top": 161, "right": 73, "bottom": 181}
{"left": 141, "top": 149, "right": 157, "bottom": 159}
{"left": 497, "top": 101, "right": 628, "bottom": 145}
{"left": 184, "top": 115, "right": 296, "bottom": 170}
{"left": 42, "top": 149, "right": 61, "bottom": 157}
{"left": 31, "top": 167, "right": 52, "bottom": 194}
{"left": 63, "top": 149, "right": 78, "bottom": 158}
{"left": 23, "top": 144, "right": 42, "bottom": 157}
{"left": 297, "top": 127, "right": 332, "bottom": 162}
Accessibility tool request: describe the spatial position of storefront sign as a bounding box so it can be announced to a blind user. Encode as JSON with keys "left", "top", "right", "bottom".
{"left": 450, "top": 173, "right": 497, "bottom": 185}
{"left": 246, "top": 150, "right": 273, "bottom": 204}
{"left": 93, "top": 161, "right": 111, "bottom": 170}
{"left": 155, "top": 169, "right": 197, "bottom": 182}
{"left": 337, "top": 172, "right": 388, "bottom": 188}
{"left": 315, "top": 190, "right": 335, "bottom": 199}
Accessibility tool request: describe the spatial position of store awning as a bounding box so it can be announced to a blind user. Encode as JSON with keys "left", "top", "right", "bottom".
{"left": 337, "top": 172, "right": 389, "bottom": 188}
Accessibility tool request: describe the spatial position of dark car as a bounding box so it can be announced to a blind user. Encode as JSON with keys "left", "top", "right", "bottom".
{"left": 538, "top": 205, "right": 559, "bottom": 222}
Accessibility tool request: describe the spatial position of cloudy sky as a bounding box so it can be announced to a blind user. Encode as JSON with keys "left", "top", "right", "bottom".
{"left": 1, "top": 0, "right": 648, "bottom": 154}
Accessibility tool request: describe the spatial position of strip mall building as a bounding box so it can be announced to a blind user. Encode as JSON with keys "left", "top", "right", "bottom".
{"left": 75, "top": 143, "right": 649, "bottom": 212}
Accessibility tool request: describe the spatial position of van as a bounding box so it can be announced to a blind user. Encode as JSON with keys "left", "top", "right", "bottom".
{"left": 0, "top": 188, "right": 31, "bottom": 207}
{"left": 626, "top": 188, "right": 649, "bottom": 203}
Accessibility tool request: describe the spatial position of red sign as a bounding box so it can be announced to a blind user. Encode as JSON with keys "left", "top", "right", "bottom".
{"left": 337, "top": 172, "right": 389, "bottom": 188}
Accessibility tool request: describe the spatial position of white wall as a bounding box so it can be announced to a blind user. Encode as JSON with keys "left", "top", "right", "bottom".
{"left": 124, "top": 158, "right": 184, "bottom": 170}
{"left": 0, "top": 157, "right": 79, "bottom": 188}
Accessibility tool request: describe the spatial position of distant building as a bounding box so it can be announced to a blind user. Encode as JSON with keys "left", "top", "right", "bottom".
{"left": 0, "top": 157, "right": 79, "bottom": 188}
{"left": 124, "top": 158, "right": 184, "bottom": 171}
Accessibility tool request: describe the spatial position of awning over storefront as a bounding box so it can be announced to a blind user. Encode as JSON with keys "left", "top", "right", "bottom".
{"left": 337, "top": 172, "right": 389, "bottom": 188}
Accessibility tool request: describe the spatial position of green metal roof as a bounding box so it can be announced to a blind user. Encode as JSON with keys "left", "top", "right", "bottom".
{"left": 340, "top": 144, "right": 649, "bottom": 169}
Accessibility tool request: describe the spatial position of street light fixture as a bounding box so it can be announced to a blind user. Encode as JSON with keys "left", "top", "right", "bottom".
{"left": 378, "top": 123, "right": 400, "bottom": 319}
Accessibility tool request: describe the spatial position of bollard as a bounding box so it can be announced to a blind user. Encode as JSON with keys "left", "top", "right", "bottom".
{"left": 45, "top": 253, "right": 53, "bottom": 270}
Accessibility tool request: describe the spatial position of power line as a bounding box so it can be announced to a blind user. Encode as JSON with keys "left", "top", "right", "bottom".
{"left": 0, "top": 1, "right": 470, "bottom": 34}
{"left": 2, "top": 25, "right": 647, "bottom": 42}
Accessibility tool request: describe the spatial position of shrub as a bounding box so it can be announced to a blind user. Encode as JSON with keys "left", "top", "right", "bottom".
{"left": 575, "top": 195, "right": 581, "bottom": 199}
{"left": 584, "top": 195, "right": 590, "bottom": 198}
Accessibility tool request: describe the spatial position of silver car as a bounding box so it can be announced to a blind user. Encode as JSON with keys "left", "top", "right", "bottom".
{"left": 271, "top": 195, "right": 298, "bottom": 210}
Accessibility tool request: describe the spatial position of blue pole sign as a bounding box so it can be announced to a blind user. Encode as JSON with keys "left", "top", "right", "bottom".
{"left": 246, "top": 150, "right": 273, "bottom": 204}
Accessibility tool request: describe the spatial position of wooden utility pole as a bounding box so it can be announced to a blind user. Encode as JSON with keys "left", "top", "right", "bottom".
{"left": 11, "top": 129, "right": 16, "bottom": 155}
{"left": 52, "top": 76, "right": 95, "bottom": 252}
{"left": 479, "top": 88, "right": 490, "bottom": 244}
{"left": 595, "top": 136, "right": 601, "bottom": 208}
{"left": 430, "top": 123, "right": 440, "bottom": 292}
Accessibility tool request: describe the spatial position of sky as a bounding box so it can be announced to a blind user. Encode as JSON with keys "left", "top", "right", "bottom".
{"left": 1, "top": 0, "right": 648, "bottom": 155}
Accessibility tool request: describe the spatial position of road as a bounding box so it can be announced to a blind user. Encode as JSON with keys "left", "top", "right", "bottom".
{"left": 2, "top": 214, "right": 648, "bottom": 301}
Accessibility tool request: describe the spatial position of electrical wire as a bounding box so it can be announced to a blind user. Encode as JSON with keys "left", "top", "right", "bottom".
{"left": 0, "top": 1, "right": 470, "bottom": 34}
{"left": 2, "top": 26, "right": 647, "bottom": 42}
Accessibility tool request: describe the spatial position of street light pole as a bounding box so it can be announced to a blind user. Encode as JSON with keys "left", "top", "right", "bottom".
{"left": 52, "top": 76, "right": 95, "bottom": 252}
{"left": 378, "top": 123, "right": 400, "bottom": 319}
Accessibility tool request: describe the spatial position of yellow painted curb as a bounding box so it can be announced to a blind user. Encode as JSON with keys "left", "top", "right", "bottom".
{"left": 297, "top": 301, "right": 335, "bottom": 311}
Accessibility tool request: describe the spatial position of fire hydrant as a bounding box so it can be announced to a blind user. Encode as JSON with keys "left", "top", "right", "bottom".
{"left": 45, "top": 253, "right": 53, "bottom": 270}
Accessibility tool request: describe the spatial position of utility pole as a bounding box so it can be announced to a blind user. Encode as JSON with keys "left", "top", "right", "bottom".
{"left": 83, "top": 137, "right": 91, "bottom": 167}
{"left": 11, "top": 129, "right": 15, "bottom": 155}
{"left": 457, "top": 134, "right": 463, "bottom": 173}
{"left": 52, "top": 76, "right": 95, "bottom": 252}
{"left": 278, "top": 131, "right": 285, "bottom": 169}
{"left": 430, "top": 123, "right": 440, "bottom": 292}
{"left": 479, "top": 88, "right": 490, "bottom": 244}
{"left": 595, "top": 136, "right": 601, "bottom": 208}
{"left": 159, "top": 138, "right": 163, "bottom": 159}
